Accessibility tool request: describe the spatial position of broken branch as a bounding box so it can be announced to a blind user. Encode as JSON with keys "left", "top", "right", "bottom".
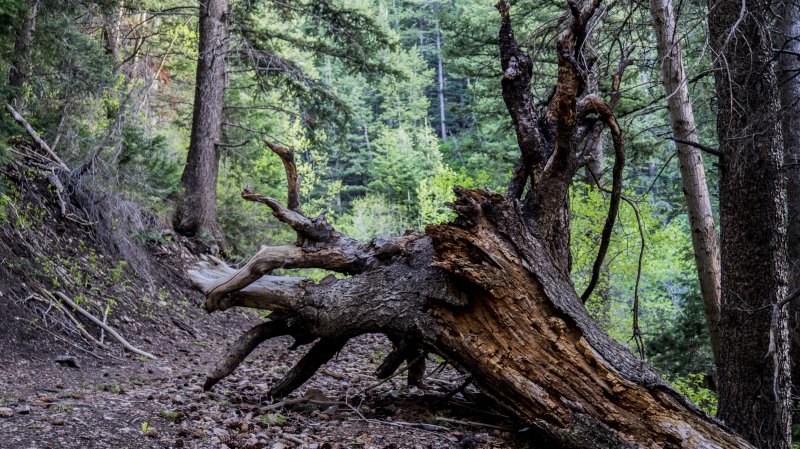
{"left": 204, "top": 319, "right": 292, "bottom": 390}
{"left": 264, "top": 139, "right": 301, "bottom": 213}
{"left": 6, "top": 104, "right": 69, "bottom": 170}
{"left": 578, "top": 95, "right": 625, "bottom": 303}
{"left": 53, "top": 291, "right": 157, "bottom": 360}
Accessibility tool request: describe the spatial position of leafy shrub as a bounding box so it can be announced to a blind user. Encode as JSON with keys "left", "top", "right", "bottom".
{"left": 338, "top": 193, "right": 410, "bottom": 240}
{"left": 670, "top": 373, "right": 717, "bottom": 415}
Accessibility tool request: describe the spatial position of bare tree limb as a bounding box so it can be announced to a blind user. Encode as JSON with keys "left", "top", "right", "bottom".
{"left": 666, "top": 137, "right": 721, "bottom": 157}
{"left": 264, "top": 139, "right": 302, "bottom": 213}
{"left": 6, "top": 104, "right": 69, "bottom": 170}
{"left": 578, "top": 95, "right": 625, "bottom": 303}
{"left": 204, "top": 319, "right": 293, "bottom": 390}
{"left": 53, "top": 291, "right": 157, "bottom": 359}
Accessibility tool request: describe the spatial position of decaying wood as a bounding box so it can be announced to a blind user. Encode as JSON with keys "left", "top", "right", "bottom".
{"left": 188, "top": 1, "right": 755, "bottom": 447}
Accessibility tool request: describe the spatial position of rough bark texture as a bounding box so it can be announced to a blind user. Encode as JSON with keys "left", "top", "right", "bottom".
{"left": 7, "top": 0, "right": 39, "bottom": 107}
{"left": 778, "top": 0, "right": 800, "bottom": 395}
{"left": 708, "top": 0, "right": 791, "bottom": 447}
{"left": 650, "top": 0, "right": 721, "bottom": 365}
{"left": 188, "top": 2, "right": 758, "bottom": 447}
{"left": 174, "top": 0, "right": 228, "bottom": 244}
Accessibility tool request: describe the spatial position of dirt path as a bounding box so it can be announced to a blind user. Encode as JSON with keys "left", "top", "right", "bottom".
{"left": 0, "top": 318, "right": 520, "bottom": 449}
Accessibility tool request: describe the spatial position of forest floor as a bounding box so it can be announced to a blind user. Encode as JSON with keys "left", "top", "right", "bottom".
{"left": 0, "top": 322, "right": 521, "bottom": 449}
{"left": 0, "top": 166, "right": 522, "bottom": 449}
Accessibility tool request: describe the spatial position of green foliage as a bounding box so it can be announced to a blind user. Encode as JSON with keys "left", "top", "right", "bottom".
{"left": 259, "top": 413, "right": 286, "bottom": 426}
{"left": 367, "top": 126, "right": 440, "bottom": 212}
{"left": 418, "top": 163, "right": 477, "bottom": 225}
{"left": 646, "top": 281, "right": 713, "bottom": 377}
{"left": 670, "top": 373, "right": 717, "bottom": 415}
{"left": 570, "top": 186, "right": 695, "bottom": 347}
{"left": 118, "top": 125, "right": 182, "bottom": 208}
{"left": 337, "top": 194, "right": 410, "bottom": 240}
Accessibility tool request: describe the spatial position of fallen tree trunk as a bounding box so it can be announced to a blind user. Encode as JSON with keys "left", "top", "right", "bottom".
{"left": 195, "top": 193, "right": 750, "bottom": 446}
{"left": 188, "top": 1, "right": 754, "bottom": 447}
{"left": 191, "top": 188, "right": 751, "bottom": 448}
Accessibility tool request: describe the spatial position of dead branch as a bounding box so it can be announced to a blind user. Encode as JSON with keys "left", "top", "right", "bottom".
{"left": 204, "top": 319, "right": 293, "bottom": 390}
{"left": 53, "top": 291, "right": 157, "bottom": 360}
{"left": 29, "top": 292, "right": 104, "bottom": 347}
{"left": 242, "top": 188, "right": 337, "bottom": 242}
{"left": 264, "top": 139, "right": 301, "bottom": 213}
{"left": 578, "top": 95, "right": 625, "bottom": 303}
{"left": 6, "top": 104, "right": 69, "bottom": 171}
{"left": 269, "top": 337, "right": 349, "bottom": 398}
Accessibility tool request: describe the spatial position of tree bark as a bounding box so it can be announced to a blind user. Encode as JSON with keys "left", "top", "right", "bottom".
{"left": 173, "top": 0, "right": 228, "bottom": 246}
{"left": 7, "top": 0, "right": 39, "bottom": 107}
{"left": 102, "top": 0, "right": 124, "bottom": 66}
{"left": 777, "top": 0, "right": 800, "bottom": 397}
{"left": 188, "top": 2, "right": 758, "bottom": 447}
{"left": 650, "top": 0, "right": 721, "bottom": 366}
{"left": 708, "top": 0, "right": 791, "bottom": 447}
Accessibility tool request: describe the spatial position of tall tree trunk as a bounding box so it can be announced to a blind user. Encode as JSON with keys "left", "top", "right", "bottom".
{"left": 708, "top": 0, "right": 791, "bottom": 447}
{"left": 650, "top": 0, "right": 721, "bottom": 366}
{"left": 102, "top": 1, "right": 124, "bottom": 66}
{"left": 187, "top": 2, "right": 758, "bottom": 447}
{"left": 174, "top": 0, "right": 228, "bottom": 246}
{"left": 7, "top": 0, "right": 39, "bottom": 108}
{"left": 436, "top": 22, "right": 447, "bottom": 143}
{"left": 778, "top": 0, "right": 800, "bottom": 397}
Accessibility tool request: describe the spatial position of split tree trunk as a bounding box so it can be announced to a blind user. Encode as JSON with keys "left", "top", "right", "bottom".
{"left": 189, "top": 2, "right": 757, "bottom": 448}
{"left": 649, "top": 0, "right": 721, "bottom": 365}
{"left": 708, "top": 0, "right": 791, "bottom": 447}
{"left": 174, "top": 0, "right": 228, "bottom": 246}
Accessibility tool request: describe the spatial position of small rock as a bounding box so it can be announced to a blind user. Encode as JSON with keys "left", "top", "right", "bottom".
{"left": 54, "top": 355, "right": 79, "bottom": 369}
{"left": 0, "top": 407, "right": 13, "bottom": 418}
{"left": 17, "top": 405, "right": 30, "bottom": 415}
{"left": 272, "top": 443, "right": 287, "bottom": 449}
{"left": 303, "top": 388, "right": 330, "bottom": 402}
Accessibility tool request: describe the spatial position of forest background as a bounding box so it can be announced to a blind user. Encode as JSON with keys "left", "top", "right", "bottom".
{"left": 0, "top": 0, "right": 721, "bottom": 412}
